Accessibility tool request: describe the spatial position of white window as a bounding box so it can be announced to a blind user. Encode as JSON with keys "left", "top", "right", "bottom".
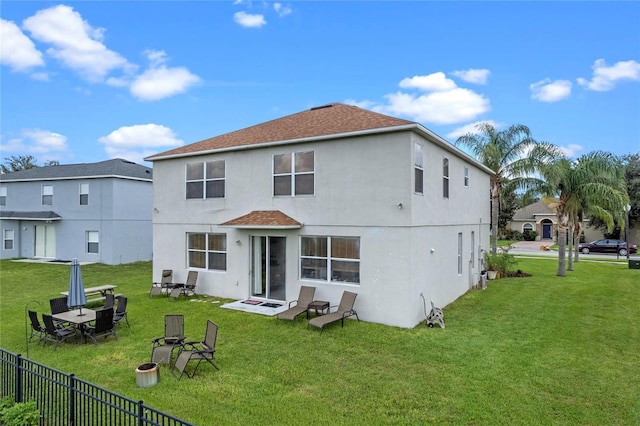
{"left": 0, "top": 187, "right": 6, "bottom": 206}
{"left": 457, "top": 232, "right": 463, "bottom": 274}
{"left": 300, "top": 236, "right": 360, "bottom": 284}
{"left": 523, "top": 223, "right": 534, "bottom": 232}
{"left": 187, "top": 233, "right": 227, "bottom": 271}
{"left": 186, "top": 160, "right": 225, "bottom": 199}
{"left": 443, "top": 158, "right": 449, "bottom": 198}
{"left": 87, "top": 231, "right": 99, "bottom": 254}
{"left": 471, "top": 231, "right": 475, "bottom": 269}
{"left": 3, "top": 229, "right": 14, "bottom": 250}
{"left": 273, "top": 151, "right": 314, "bottom": 196}
{"left": 42, "top": 185, "right": 53, "bottom": 205}
{"left": 414, "top": 143, "right": 424, "bottom": 194}
{"left": 464, "top": 167, "right": 469, "bottom": 187}
{"left": 79, "top": 183, "right": 89, "bottom": 205}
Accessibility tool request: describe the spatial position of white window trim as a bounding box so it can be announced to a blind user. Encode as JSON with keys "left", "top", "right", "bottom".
{"left": 87, "top": 231, "right": 99, "bottom": 254}
{"left": 187, "top": 232, "right": 227, "bottom": 271}
{"left": 42, "top": 184, "right": 53, "bottom": 206}
{"left": 443, "top": 158, "right": 450, "bottom": 199}
{"left": 186, "top": 161, "right": 226, "bottom": 199}
{"left": 273, "top": 151, "right": 315, "bottom": 197}
{"left": 414, "top": 143, "right": 424, "bottom": 195}
{"left": 464, "top": 167, "right": 469, "bottom": 188}
{"left": 300, "top": 235, "right": 360, "bottom": 284}
{"left": 79, "top": 183, "right": 89, "bottom": 205}
{"left": 3, "top": 229, "right": 14, "bottom": 250}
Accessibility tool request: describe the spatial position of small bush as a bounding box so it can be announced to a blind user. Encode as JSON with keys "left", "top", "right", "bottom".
{"left": 522, "top": 230, "right": 537, "bottom": 241}
{"left": 0, "top": 397, "right": 40, "bottom": 426}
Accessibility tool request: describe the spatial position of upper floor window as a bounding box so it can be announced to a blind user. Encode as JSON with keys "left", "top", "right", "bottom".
{"left": 0, "top": 187, "right": 6, "bottom": 206}
{"left": 3, "top": 229, "right": 14, "bottom": 250}
{"left": 300, "top": 236, "right": 360, "bottom": 284}
{"left": 414, "top": 143, "right": 424, "bottom": 194}
{"left": 186, "top": 160, "right": 225, "bottom": 199}
{"left": 442, "top": 158, "right": 449, "bottom": 199}
{"left": 79, "top": 183, "right": 89, "bottom": 205}
{"left": 42, "top": 185, "right": 53, "bottom": 205}
{"left": 273, "top": 151, "right": 314, "bottom": 196}
{"left": 87, "top": 231, "right": 99, "bottom": 254}
{"left": 457, "top": 232, "right": 463, "bottom": 274}
{"left": 187, "top": 233, "right": 227, "bottom": 271}
{"left": 464, "top": 167, "right": 469, "bottom": 187}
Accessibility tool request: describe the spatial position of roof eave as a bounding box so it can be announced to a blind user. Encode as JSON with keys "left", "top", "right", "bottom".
{"left": 219, "top": 224, "right": 303, "bottom": 229}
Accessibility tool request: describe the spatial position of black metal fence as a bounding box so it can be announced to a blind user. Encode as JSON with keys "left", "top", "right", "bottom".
{"left": 0, "top": 348, "right": 193, "bottom": 426}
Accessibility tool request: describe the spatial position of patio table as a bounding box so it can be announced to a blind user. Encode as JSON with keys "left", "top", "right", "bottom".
{"left": 52, "top": 309, "right": 96, "bottom": 343}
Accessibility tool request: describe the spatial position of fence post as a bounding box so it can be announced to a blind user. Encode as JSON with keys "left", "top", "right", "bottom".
{"left": 69, "top": 374, "right": 76, "bottom": 426}
{"left": 138, "top": 400, "right": 145, "bottom": 426}
{"left": 15, "top": 354, "right": 23, "bottom": 403}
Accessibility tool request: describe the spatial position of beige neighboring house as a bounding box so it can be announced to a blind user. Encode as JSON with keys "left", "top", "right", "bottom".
{"left": 508, "top": 200, "right": 605, "bottom": 242}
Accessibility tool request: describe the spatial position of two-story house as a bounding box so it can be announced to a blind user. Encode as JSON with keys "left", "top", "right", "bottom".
{"left": 146, "top": 103, "right": 492, "bottom": 328}
{"left": 0, "top": 158, "right": 153, "bottom": 265}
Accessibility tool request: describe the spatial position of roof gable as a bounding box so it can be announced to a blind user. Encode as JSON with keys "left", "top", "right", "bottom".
{"left": 146, "top": 103, "right": 414, "bottom": 160}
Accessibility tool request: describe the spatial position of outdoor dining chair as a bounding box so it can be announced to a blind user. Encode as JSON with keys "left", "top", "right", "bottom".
{"left": 84, "top": 308, "right": 117, "bottom": 345}
{"left": 28, "top": 310, "right": 46, "bottom": 344}
{"left": 151, "top": 314, "right": 185, "bottom": 366}
{"left": 170, "top": 271, "right": 199, "bottom": 300}
{"left": 42, "top": 314, "right": 77, "bottom": 350}
{"left": 103, "top": 293, "right": 115, "bottom": 310}
{"left": 172, "top": 320, "right": 219, "bottom": 380}
{"left": 49, "top": 296, "right": 70, "bottom": 328}
{"left": 112, "top": 296, "right": 129, "bottom": 328}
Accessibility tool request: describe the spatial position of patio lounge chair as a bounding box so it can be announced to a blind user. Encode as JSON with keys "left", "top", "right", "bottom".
{"left": 172, "top": 320, "right": 219, "bottom": 380}
{"left": 276, "top": 286, "right": 316, "bottom": 323}
{"left": 169, "top": 271, "right": 198, "bottom": 300}
{"left": 112, "top": 296, "right": 129, "bottom": 328}
{"left": 150, "top": 269, "right": 174, "bottom": 297}
{"left": 307, "top": 291, "right": 359, "bottom": 333}
{"left": 42, "top": 314, "right": 77, "bottom": 349}
{"left": 151, "top": 314, "right": 185, "bottom": 366}
{"left": 103, "top": 293, "right": 115, "bottom": 310}
{"left": 84, "top": 308, "right": 117, "bottom": 345}
{"left": 28, "top": 310, "right": 46, "bottom": 344}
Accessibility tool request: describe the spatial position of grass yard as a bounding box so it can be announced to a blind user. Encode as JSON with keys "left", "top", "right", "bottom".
{"left": 0, "top": 258, "right": 638, "bottom": 425}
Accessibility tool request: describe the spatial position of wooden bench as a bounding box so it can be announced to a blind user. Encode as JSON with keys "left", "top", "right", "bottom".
{"left": 61, "top": 284, "right": 116, "bottom": 298}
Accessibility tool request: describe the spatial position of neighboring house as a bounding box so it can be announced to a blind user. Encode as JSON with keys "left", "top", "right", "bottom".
{"left": 508, "top": 200, "right": 605, "bottom": 242}
{"left": 0, "top": 158, "right": 153, "bottom": 264}
{"left": 145, "top": 103, "right": 492, "bottom": 328}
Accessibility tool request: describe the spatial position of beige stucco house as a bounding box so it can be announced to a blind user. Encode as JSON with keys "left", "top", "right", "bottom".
{"left": 145, "top": 103, "right": 492, "bottom": 328}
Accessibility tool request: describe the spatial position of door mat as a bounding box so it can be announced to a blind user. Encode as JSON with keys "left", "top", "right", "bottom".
{"left": 241, "top": 299, "right": 262, "bottom": 305}
{"left": 260, "top": 302, "right": 282, "bottom": 308}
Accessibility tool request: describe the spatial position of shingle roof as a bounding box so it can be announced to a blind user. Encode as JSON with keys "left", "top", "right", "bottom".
{"left": 220, "top": 210, "right": 302, "bottom": 229}
{"left": 145, "top": 103, "right": 414, "bottom": 160}
{"left": 0, "top": 158, "right": 152, "bottom": 182}
{"left": 0, "top": 211, "right": 61, "bottom": 220}
{"left": 512, "top": 200, "right": 555, "bottom": 220}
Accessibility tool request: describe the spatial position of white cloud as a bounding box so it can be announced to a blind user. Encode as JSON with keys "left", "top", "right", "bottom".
{"left": 234, "top": 11, "right": 267, "bottom": 28}
{"left": 0, "top": 19, "right": 45, "bottom": 73}
{"left": 530, "top": 78, "right": 572, "bottom": 102}
{"left": 274, "top": 3, "right": 292, "bottom": 17}
{"left": 399, "top": 72, "right": 457, "bottom": 91}
{"left": 452, "top": 69, "right": 490, "bottom": 85}
{"left": 0, "top": 129, "right": 68, "bottom": 159}
{"left": 559, "top": 143, "right": 583, "bottom": 158}
{"left": 577, "top": 59, "right": 640, "bottom": 91}
{"left": 130, "top": 66, "right": 201, "bottom": 101}
{"left": 98, "top": 124, "right": 183, "bottom": 164}
{"left": 22, "top": 5, "right": 134, "bottom": 82}
{"left": 446, "top": 120, "right": 500, "bottom": 140}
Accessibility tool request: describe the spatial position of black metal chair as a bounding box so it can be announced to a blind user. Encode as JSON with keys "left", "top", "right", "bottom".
{"left": 103, "top": 293, "right": 115, "bottom": 310}
{"left": 28, "top": 310, "right": 46, "bottom": 344}
{"left": 84, "top": 308, "right": 117, "bottom": 345}
{"left": 42, "top": 314, "right": 76, "bottom": 349}
{"left": 112, "top": 295, "right": 129, "bottom": 327}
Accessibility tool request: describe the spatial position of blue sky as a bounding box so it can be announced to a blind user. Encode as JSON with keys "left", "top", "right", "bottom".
{"left": 1, "top": 1, "right": 639, "bottom": 166}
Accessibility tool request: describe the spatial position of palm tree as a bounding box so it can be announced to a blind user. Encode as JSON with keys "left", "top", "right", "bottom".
{"left": 456, "top": 123, "right": 563, "bottom": 255}
{"left": 541, "top": 151, "right": 628, "bottom": 276}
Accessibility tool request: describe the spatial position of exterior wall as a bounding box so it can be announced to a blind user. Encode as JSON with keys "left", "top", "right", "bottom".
{"left": 151, "top": 130, "right": 490, "bottom": 328}
{"left": 0, "top": 178, "right": 152, "bottom": 264}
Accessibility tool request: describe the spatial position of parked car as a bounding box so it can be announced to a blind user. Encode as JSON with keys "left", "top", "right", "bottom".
{"left": 578, "top": 239, "right": 638, "bottom": 256}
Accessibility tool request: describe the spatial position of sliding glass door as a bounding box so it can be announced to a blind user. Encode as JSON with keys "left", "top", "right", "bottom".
{"left": 250, "top": 236, "right": 286, "bottom": 301}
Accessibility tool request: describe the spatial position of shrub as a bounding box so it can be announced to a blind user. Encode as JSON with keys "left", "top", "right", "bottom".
{"left": 522, "top": 230, "right": 537, "bottom": 241}
{"left": 484, "top": 252, "right": 518, "bottom": 278}
{"left": 0, "top": 397, "right": 40, "bottom": 426}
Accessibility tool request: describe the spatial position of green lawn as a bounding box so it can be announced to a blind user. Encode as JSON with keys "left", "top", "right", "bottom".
{"left": 0, "top": 258, "right": 638, "bottom": 425}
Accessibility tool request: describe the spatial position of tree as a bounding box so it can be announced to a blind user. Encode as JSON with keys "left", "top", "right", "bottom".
{"left": 541, "top": 151, "right": 628, "bottom": 276}
{"left": 456, "top": 123, "right": 563, "bottom": 254}
{"left": 0, "top": 155, "right": 39, "bottom": 173}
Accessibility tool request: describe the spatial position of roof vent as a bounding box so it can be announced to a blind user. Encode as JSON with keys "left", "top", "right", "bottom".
{"left": 310, "top": 103, "right": 335, "bottom": 111}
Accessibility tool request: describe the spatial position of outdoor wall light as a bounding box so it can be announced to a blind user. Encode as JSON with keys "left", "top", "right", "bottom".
{"left": 430, "top": 248, "right": 436, "bottom": 253}
{"left": 236, "top": 240, "right": 241, "bottom": 246}
{"left": 397, "top": 203, "right": 403, "bottom": 209}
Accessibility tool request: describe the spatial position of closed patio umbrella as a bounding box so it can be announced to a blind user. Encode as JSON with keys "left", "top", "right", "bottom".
{"left": 68, "top": 258, "right": 87, "bottom": 316}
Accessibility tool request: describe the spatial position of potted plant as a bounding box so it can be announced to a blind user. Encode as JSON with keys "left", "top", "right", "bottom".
{"left": 484, "top": 252, "right": 517, "bottom": 279}
{"left": 484, "top": 253, "right": 500, "bottom": 279}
